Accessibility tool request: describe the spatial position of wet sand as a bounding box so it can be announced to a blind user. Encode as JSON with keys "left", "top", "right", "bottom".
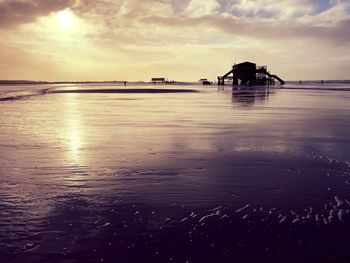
{"left": 0, "top": 83, "right": 350, "bottom": 262}
{"left": 47, "top": 88, "right": 198, "bottom": 94}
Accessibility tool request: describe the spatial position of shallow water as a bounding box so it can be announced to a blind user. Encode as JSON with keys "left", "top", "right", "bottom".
{"left": 1, "top": 83, "right": 350, "bottom": 262}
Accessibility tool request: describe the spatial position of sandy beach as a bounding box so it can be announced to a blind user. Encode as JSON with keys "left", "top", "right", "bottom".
{"left": 1, "top": 83, "right": 350, "bottom": 262}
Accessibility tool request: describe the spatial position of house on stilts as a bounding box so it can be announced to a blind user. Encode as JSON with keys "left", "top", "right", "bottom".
{"left": 218, "top": 61, "right": 285, "bottom": 86}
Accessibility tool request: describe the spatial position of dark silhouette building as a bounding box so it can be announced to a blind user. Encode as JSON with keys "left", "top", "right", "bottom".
{"left": 218, "top": 61, "right": 284, "bottom": 86}
{"left": 151, "top": 78, "right": 166, "bottom": 83}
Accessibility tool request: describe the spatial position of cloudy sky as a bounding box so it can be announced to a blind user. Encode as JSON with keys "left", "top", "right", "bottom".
{"left": 0, "top": 0, "right": 349, "bottom": 81}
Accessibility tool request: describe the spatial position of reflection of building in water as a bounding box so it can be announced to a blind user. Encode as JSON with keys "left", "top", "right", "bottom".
{"left": 231, "top": 86, "right": 273, "bottom": 106}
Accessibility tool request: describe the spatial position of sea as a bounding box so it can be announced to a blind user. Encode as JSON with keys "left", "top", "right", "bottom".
{"left": 1, "top": 81, "right": 350, "bottom": 262}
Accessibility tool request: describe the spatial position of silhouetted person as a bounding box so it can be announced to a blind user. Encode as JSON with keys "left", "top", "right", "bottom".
{"left": 124, "top": 81, "right": 127, "bottom": 86}
{"left": 299, "top": 81, "right": 302, "bottom": 85}
{"left": 321, "top": 80, "right": 324, "bottom": 85}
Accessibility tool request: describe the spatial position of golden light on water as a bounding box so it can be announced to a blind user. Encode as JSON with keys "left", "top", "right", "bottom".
{"left": 57, "top": 9, "right": 74, "bottom": 30}
{"left": 64, "top": 93, "right": 84, "bottom": 164}
{"left": 69, "top": 129, "right": 81, "bottom": 153}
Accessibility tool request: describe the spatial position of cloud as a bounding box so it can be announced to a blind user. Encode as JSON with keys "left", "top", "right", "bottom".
{"left": 170, "top": 0, "right": 192, "bottom": 13}
{"left": 216, "top": 0, "right": 314, "bottom": 18}
{"left": 1, "top": 0, "right": 350, "bottom": 81}
{"left": 0, "top": 0, "right": 75, "bottom": 28}
{"left": 3, "top": 0, "right": 344, "bottom": 45}
{"left": 61, "top": 0, "right": 350, "bottom": 46}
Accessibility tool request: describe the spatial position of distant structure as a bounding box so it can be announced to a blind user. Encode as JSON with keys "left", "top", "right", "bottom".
{"left": 151, "top": 78, "right": 166, "bottom": 83}
{"left": 199, "top": 78, "right": 212, "bottom": 85}
{"left": 218, "top": 61, "right": 284, "bottom": 86}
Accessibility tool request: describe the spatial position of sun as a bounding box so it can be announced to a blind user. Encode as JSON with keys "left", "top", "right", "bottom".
{"left": 57, "top": 9, "right": 73, "bottom": 29}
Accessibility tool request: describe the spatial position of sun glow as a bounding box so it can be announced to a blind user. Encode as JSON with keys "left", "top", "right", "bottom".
{"left": 57, "top": 9, "right": 73, "bottom": 29}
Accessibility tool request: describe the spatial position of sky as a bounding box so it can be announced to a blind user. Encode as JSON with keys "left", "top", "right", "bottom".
{"left": 0, "top": 0, "right": 349, "bottom": 81}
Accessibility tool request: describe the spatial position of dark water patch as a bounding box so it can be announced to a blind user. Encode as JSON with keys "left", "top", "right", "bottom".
{"left": 2, "top": 152, "right": 350, "bottom": 262}
{"left": 3, "top": 200, "right": 349, "bottom": 263}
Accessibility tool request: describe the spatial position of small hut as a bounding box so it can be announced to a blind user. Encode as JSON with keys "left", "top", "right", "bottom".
{"left": 151, "top": 78, "right": 166, "bottom": 83}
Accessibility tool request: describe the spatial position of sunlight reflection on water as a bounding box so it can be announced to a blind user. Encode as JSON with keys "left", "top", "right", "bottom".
{"left": 64, "top": 93, "right": 83, "bottom": 164}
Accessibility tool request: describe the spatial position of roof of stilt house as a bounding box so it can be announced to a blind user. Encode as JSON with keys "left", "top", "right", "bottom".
{"left": 234, "top": 61, "right": 256, "bottom": 68}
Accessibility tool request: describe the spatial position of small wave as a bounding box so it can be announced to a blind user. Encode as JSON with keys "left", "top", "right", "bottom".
{"left": 0, "top": 88, "right": 51, "bottom": 102}
{"left": 0, "top": 88, "right": 198, "bottom": 102}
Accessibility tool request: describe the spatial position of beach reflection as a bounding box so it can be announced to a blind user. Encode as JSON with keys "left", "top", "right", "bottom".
{"left": 63, "top": 93, "right": 84, "bottom": 164}
{"left": 1, "top": 84, "right": 350, "bottom": 262}
{"left": 231, "top": 86, "right": 272, "bottom": 106}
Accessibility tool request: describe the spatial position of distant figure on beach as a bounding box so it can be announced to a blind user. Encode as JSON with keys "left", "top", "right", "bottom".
{"left": 321, "top": 80, "right": 324, "bottom": 85}
{"left": 299, "top": 81, "right": 302, "bottom": 85}
{"left": 124, "top": 81, "right": 127, "bottom": 86}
